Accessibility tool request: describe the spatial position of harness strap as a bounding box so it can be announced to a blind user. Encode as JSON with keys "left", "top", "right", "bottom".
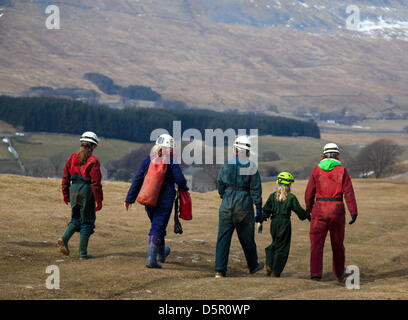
{"left": 174, "top": 191, "right": 183, "bottom": 234}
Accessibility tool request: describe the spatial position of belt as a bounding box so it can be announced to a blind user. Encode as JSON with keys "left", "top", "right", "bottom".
{"left": 272, "top": 214, "right": 290, "bottom": 219}
{"left": 226, "top": 186, "right": 250, "bottom": 192}
{"left": 316, "top": 197, "right": 343, "bottom": 202}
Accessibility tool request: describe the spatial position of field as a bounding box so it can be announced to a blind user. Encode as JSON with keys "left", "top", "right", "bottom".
{"left": 11, "top": 134, "right": 143, "bottom": 165}
{"left": 352, "top": 120, "right": 408, "bottom": 132}
{"left": 0, "top": 130, "right": 367, "bottom": 179}
{"left": 257, "top": 135, "right": 362, "bottom": 177}
{"left": 321, "top": 132, "right": 408, "bottom": 148}
{"left": 1, "top": 174, "right": 408, "bottom": 300}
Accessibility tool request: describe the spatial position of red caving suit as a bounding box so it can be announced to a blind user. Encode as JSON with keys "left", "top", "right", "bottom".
{"left": 305, "top": 158, "right": 358, "bottom": 278}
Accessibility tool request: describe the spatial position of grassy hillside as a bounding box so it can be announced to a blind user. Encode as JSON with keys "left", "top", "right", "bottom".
{"left": 1, "top": 174, "right": 407, "bottom": 299}
{"left": 1, "top": 1, "right": 408, "bottom": 115}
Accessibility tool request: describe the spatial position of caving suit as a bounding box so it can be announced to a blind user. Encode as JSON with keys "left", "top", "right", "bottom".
{"left": 305, "top": 158, "right": 358, "bottom": 278}
{"left": 125, "top": 155, "right": 188, "bottom": 267}
{"left": 215, "top": 156, "right": 262, "bottom": 274}
{"left": 262, "top": 192, "right": 310, "bottom": 277}
{"left": 60, "top": 152, "right": 103, "bottom": 258}
{"left": 62, "top": 153, "right": 103, "bottom": 236}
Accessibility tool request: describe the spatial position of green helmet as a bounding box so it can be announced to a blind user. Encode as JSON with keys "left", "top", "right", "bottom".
{"left": 276, "top": 172, "right": 294, "bottom": 185}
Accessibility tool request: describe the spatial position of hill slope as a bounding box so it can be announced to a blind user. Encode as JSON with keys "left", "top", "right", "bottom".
{"left": 1, "top": 1, "right": 408, "bottom": 115}
{"left": 1, "top": 174, "right": 408, "bottom": 299}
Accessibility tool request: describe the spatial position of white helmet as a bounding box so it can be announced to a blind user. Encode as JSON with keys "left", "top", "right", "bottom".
{"left": 323, "top": 143, "right": 339, "bottom": 155}
{"left": 233, "top": 135, "right": 252, "bottom": 152}
{"left": 80, "top": 131, "right": 99, "bottom": 146}
{"left": 156, "top": 133, "right": 174, "bottom": 148}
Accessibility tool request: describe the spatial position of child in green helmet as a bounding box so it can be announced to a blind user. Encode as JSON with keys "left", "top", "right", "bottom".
{"left": 259, "top": 172, "right": 310, "bottom": 277}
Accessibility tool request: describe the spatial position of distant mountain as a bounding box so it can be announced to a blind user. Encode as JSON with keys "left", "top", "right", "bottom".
{"left": 1, "top": 0, "right": 408, "bottom": 117}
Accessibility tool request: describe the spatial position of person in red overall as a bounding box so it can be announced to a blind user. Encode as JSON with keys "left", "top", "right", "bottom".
{"left": 58, "top": 131, "right": 103, "bottom": 260}
{"left": 305, "top": 143, "right": 358, "bottom": 281}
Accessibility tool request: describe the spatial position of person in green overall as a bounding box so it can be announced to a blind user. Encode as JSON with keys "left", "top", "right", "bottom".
{"left": 260, "top": 172, "right": 310, "bottom": 277}
{"left": 214, "top": 135, "right": 264, "bottom": 278}
{"left": 58, "top": 131, "right": 103, "bottom": 260}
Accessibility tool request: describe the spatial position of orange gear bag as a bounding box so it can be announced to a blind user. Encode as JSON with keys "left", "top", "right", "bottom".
{"left": 137, "top": 155, "right": 168, "bottom": 207}
{"left": 178, "top": 189, "right": 192, "bottom": 220}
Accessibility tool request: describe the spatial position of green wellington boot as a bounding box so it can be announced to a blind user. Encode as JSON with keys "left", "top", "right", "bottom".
{"left": 58, "top": 224, "right": 77, "bottom": 256}
{"left": 79, "top": 234, "right": 93, "bottom": 260}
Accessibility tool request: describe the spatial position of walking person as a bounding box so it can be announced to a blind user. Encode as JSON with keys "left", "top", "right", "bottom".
{"left": 124, "top": 134, "right": 189, "bottom": 269}
{"left": 260, "top": 172, "right": 310, "bottom": 277}
{"left": 58, "top": 131, "right": 103, "bottom": 260}
{"left": 305, "top": 143, "right": 358, "bottom": 281}
{"left": 214, "top": 135, "right": 264, "bottom": 278}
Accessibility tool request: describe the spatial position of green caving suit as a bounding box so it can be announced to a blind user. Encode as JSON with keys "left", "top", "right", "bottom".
{"left": 69, "top": 175, "right": 96, "bottom": 236}
{"left": 215, "top": 157, "right": 262, "bottom": 273}
{"left": 262, "top": 192, "right": 310, "bottom": 276}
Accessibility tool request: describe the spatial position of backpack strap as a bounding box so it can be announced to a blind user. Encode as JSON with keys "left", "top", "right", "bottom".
{"left": 174, "top": 190, "right": 183, "bottom": 234}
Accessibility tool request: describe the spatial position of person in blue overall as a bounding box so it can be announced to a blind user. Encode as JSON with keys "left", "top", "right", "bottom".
{"left": 124, "top": 134, "right": 189, "bottom": 268}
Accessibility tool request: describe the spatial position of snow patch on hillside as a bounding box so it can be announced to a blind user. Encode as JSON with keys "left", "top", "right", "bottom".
{"left": 358, "top": 17, "right": 408, "bottom": 41}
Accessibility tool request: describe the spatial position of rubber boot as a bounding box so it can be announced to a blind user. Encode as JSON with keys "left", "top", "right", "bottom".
{"left": 158, "top": 236, "right": 170, "bottom": 263}
{"left": 58, "top": 223, "right": 76, "bottom": 256}
{"left": 79, "top": 234, "right": 93, "bottom": 260}
{"left": 146, "top": 235, "right": 162, "bottom": 268}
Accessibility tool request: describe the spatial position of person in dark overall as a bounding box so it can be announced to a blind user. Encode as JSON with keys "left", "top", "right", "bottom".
{"left": 58, "top": 131, "right": 103, "bottom": 260}
{"left": 260, "top": 172, "right": 310, "bottom": 277}
{"left": 124, "top": 134, "right": 189, "bottom": 269}
{"left": 214, "top": 135, "right": 264, "bottom": 278}
{"left": 305, "top": 143, "right": 358, "bottom": 281}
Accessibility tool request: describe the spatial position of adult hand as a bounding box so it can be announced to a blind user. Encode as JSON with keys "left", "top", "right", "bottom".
{"left": 349, "top": 214, "right": 357, "bottom": 225}
{"left": 307, "top": 212, "right": 311, "bottom": 221}
{"left": 255, "top": 204, "right": 263, "bottom": 223}
{"left": 124, "top": 202, "right": 132, "bottom": 211}
{"left": 95, "top": 201, "right": 103, "bottom": 212}
{"left": 64, "top": 198, "right": 69, "bottom": 205}
{"left": 257, "top": 222, "right": 263, "bottom": 234}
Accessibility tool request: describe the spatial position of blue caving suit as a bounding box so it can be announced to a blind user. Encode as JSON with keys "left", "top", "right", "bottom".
{"left": 125, "top": 156, "right": 188, "bottom": 268}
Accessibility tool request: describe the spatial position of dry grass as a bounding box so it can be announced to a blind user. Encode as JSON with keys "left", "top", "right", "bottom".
{"left": 1, "top": 174, "right": 408, "bottom": 300}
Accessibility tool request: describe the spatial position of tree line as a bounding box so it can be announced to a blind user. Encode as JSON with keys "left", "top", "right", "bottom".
{"left": 0, "top": 96, "right": 321, "bottom": 143}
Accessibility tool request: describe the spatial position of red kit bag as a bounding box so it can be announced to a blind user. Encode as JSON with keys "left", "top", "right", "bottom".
{"left": 137, "top": 155, "right": 168, "bottom": 207}
{"left": 178, "top": 189, "right": 192, "bottom": 220}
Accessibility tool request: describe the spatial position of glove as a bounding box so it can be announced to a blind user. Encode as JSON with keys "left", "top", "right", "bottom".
{"left": 95, "top": 201, "right": 103, "bottom": 212}
{"left": 255, "top": 204, "right": 263, "bottom": 223}
{"left": 349, "top": 214, "right": 357, "bottom": 225}
{"left": 307, "top": 212, "right": 311, "bottom": 221}
{"left": 256, "top": 222, "right": 263, "bottom": 234}
{"left": 124, "top": 202, "right": 132, "bottom": 211}
{"left": 64, "top": 198, "right": 69, "bottom": 205}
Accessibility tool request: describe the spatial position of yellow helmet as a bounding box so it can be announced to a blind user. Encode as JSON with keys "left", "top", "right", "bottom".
{"left": 276, "top": 172, "right": 294, "bottom": 185}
